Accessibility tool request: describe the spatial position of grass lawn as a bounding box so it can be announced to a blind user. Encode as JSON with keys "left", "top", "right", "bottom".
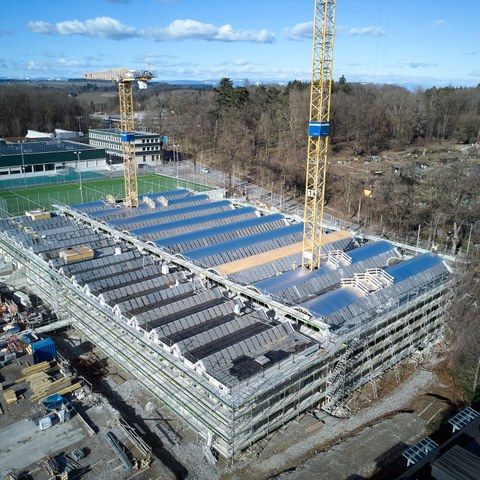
{"left": 0, "top": 174, "right": 210, "bottom": 217}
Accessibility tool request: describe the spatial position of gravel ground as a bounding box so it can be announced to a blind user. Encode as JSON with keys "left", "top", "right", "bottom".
{"left": 222, "top": 367, "right": 435, "bottom": 479}
{"left": 45, "top": 337, "right": 441, "bottom": 480}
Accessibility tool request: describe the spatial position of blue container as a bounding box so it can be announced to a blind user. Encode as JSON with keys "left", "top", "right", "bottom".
{"left": 31, "top": 337, "right": 56, "bottom": 364}
{"left": 308, "top": 121, "right": 330, "bottom": 137}
{"left": 121, "top": 132, "right": 135, "bottom": 142}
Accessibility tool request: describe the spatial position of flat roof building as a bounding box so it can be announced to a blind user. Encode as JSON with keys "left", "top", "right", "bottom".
{"left": 0, "top": 141, "right": 106, "bottom": 178}
{"left": 89, "top": 128, "right": 162, "bottom": 168}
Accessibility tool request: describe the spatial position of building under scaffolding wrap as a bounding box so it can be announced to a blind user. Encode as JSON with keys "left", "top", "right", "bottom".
{"left": 0, "top": 190, "right": 451, "bottom": 458}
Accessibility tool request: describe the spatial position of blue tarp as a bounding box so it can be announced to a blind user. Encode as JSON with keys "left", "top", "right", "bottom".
{"left": 43, "top": 393, "right": 65, "bottom": 410}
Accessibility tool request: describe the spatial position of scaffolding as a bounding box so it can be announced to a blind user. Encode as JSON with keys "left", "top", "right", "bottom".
{"left": 0, "top": 211, "right": 451, "bottom": 459}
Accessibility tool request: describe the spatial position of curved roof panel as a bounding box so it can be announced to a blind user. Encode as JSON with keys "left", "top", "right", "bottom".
{"left": 301, "top": 288, "right": 361, "bottom": 318}
{"left": 132, "top": 206, "right": 257, "bottom": 237}
{"left": 347, "top": 240, "right": 396, "bottom": 262}
{"left": 183, "top": 223, "right": 303, "bottom": 261}
{"left": 107, "top": 200, "right": 232, "bottom": 227}
{"left": 386, "top": 253, "right": 444, "bottom": 283}
{"left": 154, "top": 213, "right": 286, "bottom": 249}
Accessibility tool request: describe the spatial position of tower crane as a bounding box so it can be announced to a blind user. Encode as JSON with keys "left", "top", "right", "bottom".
{"left": 302, "top": 0, "right": 337, "bottom": 270}
{"left": 84, "top": 68, "right": 155, "bottom": 208}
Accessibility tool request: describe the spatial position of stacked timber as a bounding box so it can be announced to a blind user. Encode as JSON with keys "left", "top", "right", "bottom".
{"left": 29, "top": 376, "right": 81, "bottom": 403}
{"left": 3, "top": 389, "right": 17, "bottom": 405}
{"left": 14, "top": 361, "right": 81, "bottom": 402}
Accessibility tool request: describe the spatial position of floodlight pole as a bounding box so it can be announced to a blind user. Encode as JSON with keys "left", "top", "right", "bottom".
{"left": 174, "top": 144, "right": 179, "bottom": 179}
{"left": 20, "top": 141, "right": 26, "bottom": 188}
{"left": 74, "top": 151, "right": 83, "bottom": 204}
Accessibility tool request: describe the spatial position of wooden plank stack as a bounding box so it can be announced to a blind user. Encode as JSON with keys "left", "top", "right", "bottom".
{"left": 3, "top": 389, "right": 17, "bottom": 405}
{"left": 12, "top": 360, "right": 81, "bottom": 403}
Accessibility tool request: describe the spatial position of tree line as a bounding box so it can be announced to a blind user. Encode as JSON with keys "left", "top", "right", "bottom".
{"left": 141, "top": 78, "right": 480, "bottom": 249}
{"left": 0, "top": 85, "right": 84, "bottom": 136}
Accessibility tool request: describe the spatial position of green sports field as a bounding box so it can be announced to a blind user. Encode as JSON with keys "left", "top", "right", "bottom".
{"left": 0, "top": 174, "right": 210, "bottom": 217}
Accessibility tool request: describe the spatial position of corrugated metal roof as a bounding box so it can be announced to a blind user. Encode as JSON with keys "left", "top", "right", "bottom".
{"left": 107, "top": 200, "right": 233, "bottom": 228}
{"left": 183, "top": 223, "right": 303, "bottom": 261}
{"left": 301, "top": 288, "right": 361, "bottom": 317}
{"left": 386, "top": 253, "right": 443, "bottom": 283}
{"left": 131, "top": 206, "right": 257, "bottom": 237}
{"left": 154, "top": 213, "right": 286, "bottom": 250}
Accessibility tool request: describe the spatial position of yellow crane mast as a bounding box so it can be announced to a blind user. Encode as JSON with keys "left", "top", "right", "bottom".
{"left": 84, "top": 68, "right": 154, "bottom": 208}
{"left": 302, "top": 0, "right": 337, "bottom": 270}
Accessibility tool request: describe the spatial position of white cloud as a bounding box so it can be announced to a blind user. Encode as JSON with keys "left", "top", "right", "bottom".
{"left": 146, "top": 19, "right": 274, "bottom": 43}
{"left": 29, "top": 18, "right": 136, "bottom": 39}
{"left": 57, "top": 17, "right": 137, "bottom": 39}
{"left": 283, "top": 21, "right": 313, "bottom": 40}
{"left": 431, "top": 19, "right": 447, "bottom": 27}
{"left": 400, "top": 60, "right": 436, "bottom": 69}
{"left": 349, "top": 26, "right": 385, "bottom": 37}
{"left": 28, "top": 21, "right": 55, "bottom": 34}
{"left": 27, "top": 61, "right": 49, "bottom": 71}
{"left": 58, "top": 58, "right": 89, "bottom": 67}
{"left": 28, "top": 16, "right": 274, "bottom": 43}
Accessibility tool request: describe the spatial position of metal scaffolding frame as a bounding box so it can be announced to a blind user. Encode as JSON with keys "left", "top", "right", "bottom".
{"left": 0, "top": 213, "right": 451, "bottom": 459}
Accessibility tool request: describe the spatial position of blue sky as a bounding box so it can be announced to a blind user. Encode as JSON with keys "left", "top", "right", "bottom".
{"left": 1, "top": 0, "right": 479, "bottom": 88}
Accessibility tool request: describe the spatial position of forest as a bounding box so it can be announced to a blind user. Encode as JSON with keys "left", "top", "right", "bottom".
{"left": 0, "top": 77, "right": 479, "bottom": 401}
{"left": 1, "top": 79, "right": 479, "bottom": 248}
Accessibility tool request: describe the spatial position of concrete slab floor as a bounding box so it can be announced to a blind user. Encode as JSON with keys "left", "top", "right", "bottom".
{"left": 0, "top": 415, "right": 87, "bottom": 475}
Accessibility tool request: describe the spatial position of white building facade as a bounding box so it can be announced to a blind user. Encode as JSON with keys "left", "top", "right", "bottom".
{"left": 89, "top": 128, "right": 163, "bottom": 168}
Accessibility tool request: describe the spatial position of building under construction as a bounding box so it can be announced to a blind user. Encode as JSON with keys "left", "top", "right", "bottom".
{"left": 0, "top": 190, "right": 451, "bottom": 458}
